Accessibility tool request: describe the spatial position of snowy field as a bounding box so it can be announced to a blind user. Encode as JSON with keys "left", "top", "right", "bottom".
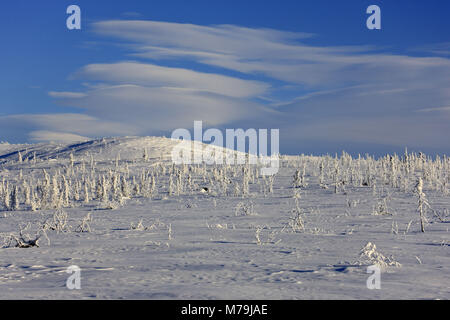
{"left": 0, "top": 137, "right": 448, "bottom": 299}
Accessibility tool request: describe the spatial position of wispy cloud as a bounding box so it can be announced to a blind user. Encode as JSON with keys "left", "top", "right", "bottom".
{"left": 51, "top": 84, "right": 276, "bottom": 132}
{"left": 48, "top": 91, "right": 87, "bottom": 98}
{"left": 72, "top": 61, "right": 269, "bottom": 98}
{"left": 29, "top": 131, "right": 90, "bottom": 143}
{"left": 411, "top": 42, "right": 450, "bottom": 57}
{"left": 416, "top": 106, "right": 450, "bottom": 113}
{"left": 92, "top": 20, "right": 450, "bottom": 88}
{"left": 121, "top": 12, "right": 143, "bottom": 18}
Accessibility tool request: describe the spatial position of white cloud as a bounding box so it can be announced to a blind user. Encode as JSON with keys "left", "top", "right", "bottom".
{"left": 73, "top": 62, "right": 269, "bottom": 98}
{"left": 29, "top": 131, "right": 90, "bottom": 143}
{"left": 411, "top": 42, "right": 450, "bottom": 57}
{"left": 55, "top": 84, "right": 276, "bottom": 131}
{"left": 121, "top": 12, "right": 142, "bottom": 18}
{"left": 92, "top": 20, "right": 450, "bottom": 88}
{"left": 416, "top": 106, "right": 450, "bottom": 113}
{"left": 48, "top": 91, "right": 87, "bottom": 98}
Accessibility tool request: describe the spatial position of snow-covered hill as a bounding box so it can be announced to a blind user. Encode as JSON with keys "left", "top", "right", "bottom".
{"left": 0, "top": 136, "right": 181, "bottom": 163}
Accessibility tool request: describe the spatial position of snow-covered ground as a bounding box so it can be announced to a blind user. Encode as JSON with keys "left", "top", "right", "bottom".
{"left": 0, "top": 137, "right": 448, "bottom": 299}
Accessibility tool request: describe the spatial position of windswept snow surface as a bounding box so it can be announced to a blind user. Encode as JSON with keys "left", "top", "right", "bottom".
{"left": 0, "top": 137, "right": 448, "bottom": 299}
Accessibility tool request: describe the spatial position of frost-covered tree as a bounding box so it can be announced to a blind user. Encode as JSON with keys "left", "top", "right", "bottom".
{"left": 414, "top": 177, "right": 429, "bottom": 233}
{"left": 11, "top": 185, "right": 19, "bottom": 211}
{"left": 143, "top": 148, "right": 149, "bottom": 161}
{"left": 83, "top": 182, "right": 90, "bottom": 204}
{"left": 51, "top": 176, "right": 60, "bottom": 208}
{"left": 121, "top": 176, "right": 130, "bottom": 198}
{"left": 3, "top": 183, "right": 10, "bottom": 211}
{"left": 62, "top": 176, "right": 70, "bottom": 207}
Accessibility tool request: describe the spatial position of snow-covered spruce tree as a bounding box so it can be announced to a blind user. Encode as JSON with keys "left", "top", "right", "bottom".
{"left": 260, "top": 175, "right": 266, "bottom": 195}
{"left": 95, "top": 177, "right": 102, "bottom": 200}
{"left": 289, "top": 198, "right": 305, "bottom": 232}
{"left": 51, "top": 175, "right": 60, "bottom": 208}
{"left": 111, "top": 174, "right": 121, "bottom": 200}
{"left": 121, "top": 175, "right": 130, "bottom": 198}
{"left": 83, "top": 181, "right": 90, "bottom": 204}
{"left": 186, "top": 173, "right": 192, "bottom": 194}
{"left": 139, "top": 170, "right": 147, "bottom": 196}
{"left": 233, "top": 182, "right": 240, "bottom": 197}
{"left": 319, "top": 160, "right": 326, "bottom": 186}
{"left": 140, "top": 176, "right": 150, "bottom": 198}
{"left": 151, "top": 174, "right": 156, "bottom": 195}
{"left": 334, "top": 164, "right": 341, "bottom": 194}
{"left": 80, "top": 160, "right": 86, "bottom": 174}
{"left": 73, "top": 181, "right": 80, "bottom": 201}
{"left": 89, "top": 154, "right": 95, "bottom": 170}
{"left": 267, "top": 175, "right": 274, "bottom": 194}
{"left": 356, "top": 155, "right": 363, "bottom": 187}
{"left": 11, "top": 185, "right": 19, "bottom": 211}
{"left": 132, "top": 176, "right": 140, "bottom": 196}
{"left": 300, "top": 163, "right": 308, "bottom": 188}
{"left": 242, "top": 167, "right": 250, "bottom": 197}
{"left": 441, "top": 173, "right": 449, "bottom": 196}
{"left": 23, "top": 181, "right": 31, "bottom": 206}
{"left": 168, "top": 173, "right": 174, "bottom": 196}
{"left": 62, "top": 176, "right": 70, "bottom": 207}
{"left": 0, "top": 178, "right": 4, "bottom": 200}
{"left": 69, "top": 153, "right": 74, "bottom": 168}
{"left": 30, "top": 191, "right": 39, "bottom": 211}
{"left": 43, "top": 169, "right": 51, "bottom": 194}
{"left": 175, "top": 169, "right": 183, "bottom": 195}
{"left": 3, "top": 183, "right": 10, "bottom": 211}
{"left": 145, "top": 173, "right": 156, "bottom": 198}
{"left": 143, "top": 148, "right": 149, "bottom": 161}
{"left": 414, "top": 177, "right": 429, "bottom": 233}
{"left": 101, "top": 175, "right": 109, "bottom": 203}
{"left": 293, "top": 169, "right": 301, "bottom": 188}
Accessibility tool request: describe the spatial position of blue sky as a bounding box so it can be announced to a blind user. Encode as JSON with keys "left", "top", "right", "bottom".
{"left": 1, "top": 0, "right": 449, "bottom": 156}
